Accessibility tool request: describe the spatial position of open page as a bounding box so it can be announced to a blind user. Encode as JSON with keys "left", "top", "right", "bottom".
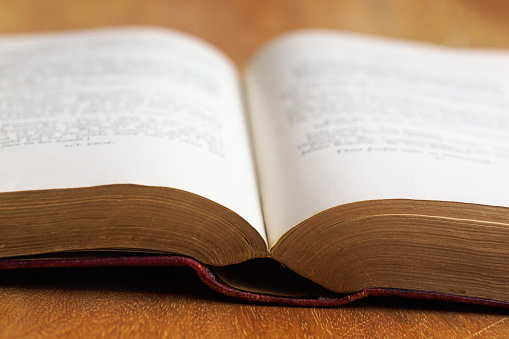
{"left": 0, "top": 27, "right": 266, "bottom": 241}
{"left": 246, "top": 31, "right": 509, "bottom": 247}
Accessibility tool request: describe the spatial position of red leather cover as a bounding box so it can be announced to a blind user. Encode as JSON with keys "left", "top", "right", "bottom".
{"left": 0, "top": 255, "right": 508, "bottom": 308}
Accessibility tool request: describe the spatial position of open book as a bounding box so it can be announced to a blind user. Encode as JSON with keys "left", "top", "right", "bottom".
{"left": 1, "top": 27, "right": 509, "bottom": 307}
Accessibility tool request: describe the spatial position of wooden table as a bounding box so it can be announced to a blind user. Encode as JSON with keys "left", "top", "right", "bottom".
{"left": 1, "top": 0, "right": 509, "bottom": 337}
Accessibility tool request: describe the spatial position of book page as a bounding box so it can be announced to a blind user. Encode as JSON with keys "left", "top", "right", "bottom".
{"left": 0, "top": 28, "right": 266, "bottom": 241}
{"left": 246, "top": 31, "right": 509, "bottom": 247}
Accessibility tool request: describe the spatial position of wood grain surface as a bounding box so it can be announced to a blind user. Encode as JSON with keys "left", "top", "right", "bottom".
{"left": 1, "top": 0, "right": 509, "bottom": 337}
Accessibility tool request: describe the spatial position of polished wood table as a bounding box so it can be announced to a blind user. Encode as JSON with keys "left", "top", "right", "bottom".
{"left": 1, "top": 0, "right": 509, "bottom": 337}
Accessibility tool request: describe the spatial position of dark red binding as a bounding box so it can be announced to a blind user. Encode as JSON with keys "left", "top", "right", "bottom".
{"left": 0, "top": 255, "right": 508, "bottom": 308}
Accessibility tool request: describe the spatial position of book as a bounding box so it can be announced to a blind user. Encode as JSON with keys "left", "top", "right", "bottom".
{"left": 1, "top": 27, "right": 509, "bottom": 307}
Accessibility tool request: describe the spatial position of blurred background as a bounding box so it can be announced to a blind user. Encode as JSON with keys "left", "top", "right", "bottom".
{"left": 1, "top": 0, "right": 509, "bottom": 68}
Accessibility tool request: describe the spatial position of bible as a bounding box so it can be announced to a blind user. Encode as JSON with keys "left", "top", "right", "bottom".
{"left": 1, "top": 27, "right": 509, "bottom": 307}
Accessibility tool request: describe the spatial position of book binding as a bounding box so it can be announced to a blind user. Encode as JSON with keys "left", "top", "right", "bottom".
{"left": 0, "top": 255, "right": 508, "bottom": 308}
